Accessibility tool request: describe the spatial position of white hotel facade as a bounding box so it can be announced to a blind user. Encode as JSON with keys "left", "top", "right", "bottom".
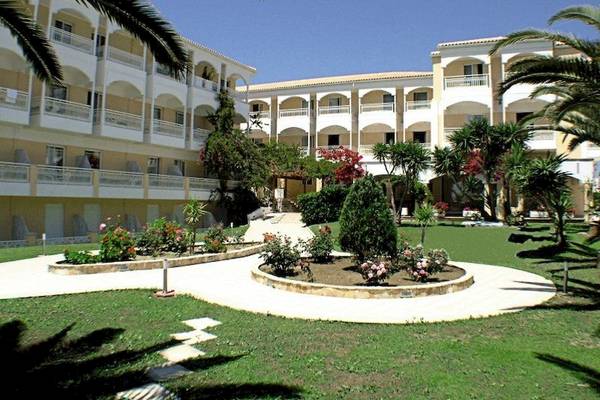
{"left": 244, "top": 37, "right": 594, "bottom": 216}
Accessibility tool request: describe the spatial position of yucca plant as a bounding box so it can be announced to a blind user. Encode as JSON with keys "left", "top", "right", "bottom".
{"left": 183, "top": 199, "right": 207, "bottom": 255}
{"left": 414, "top": 203, "right": 437, "bottom": 246}
{"left": 0, "top": 0, "right": 188, "bottom": 83}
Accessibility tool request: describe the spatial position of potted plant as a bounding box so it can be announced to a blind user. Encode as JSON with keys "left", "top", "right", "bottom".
{"left": 434, "top": 201, "right": 449, "bottom": 218}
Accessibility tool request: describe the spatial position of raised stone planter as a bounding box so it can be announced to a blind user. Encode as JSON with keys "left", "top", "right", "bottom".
{"left": 49, "top": 243, "right": 265, "bottom": 275}
{"left": 251, "top": 263, "right": 474, "bottom": 299}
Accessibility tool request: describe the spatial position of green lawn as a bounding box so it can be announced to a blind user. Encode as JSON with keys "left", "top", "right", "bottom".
{"left": 1, "top": 222, "right": 598, "bottom": 399}
{"left": 0, "top": 243, "right": 99, "bottom": 263}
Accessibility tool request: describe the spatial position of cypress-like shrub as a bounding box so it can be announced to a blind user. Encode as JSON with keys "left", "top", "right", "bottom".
{"left": 297, "top": 184, "right": 349, "bottom": 225}
{"left": 339, "top": 176, "right": 397, "bottom": 261}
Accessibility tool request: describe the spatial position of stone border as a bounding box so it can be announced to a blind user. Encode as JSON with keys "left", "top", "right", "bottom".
{"left": 49, "top": 243, "right": 266, "bottom": 275}
{"left": 251, "top": 262, "right": 474, "bottom": 299}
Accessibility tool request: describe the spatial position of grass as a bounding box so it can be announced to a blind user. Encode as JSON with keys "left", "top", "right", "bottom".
{"left": 0, "top": 222, "right": 598, "bottom": 399}
{"left": 0, "top": 243, "right": 99, "bottom": 263}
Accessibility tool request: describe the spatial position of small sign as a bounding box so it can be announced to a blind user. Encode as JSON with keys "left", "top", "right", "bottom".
{"left": 274, "top": 188, "right": 284, "bottom": 200}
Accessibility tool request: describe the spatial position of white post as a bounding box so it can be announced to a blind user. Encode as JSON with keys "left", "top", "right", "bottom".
{"left": 42, "top": 233, "right": 46, "bottom": 256}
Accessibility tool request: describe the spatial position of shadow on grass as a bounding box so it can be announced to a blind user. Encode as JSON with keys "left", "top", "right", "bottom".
{"left": 508, "top": 233, "right": 554, "bottom": 244}
{"left": 536, "top": 353, "right": 599, "bottom": 395}
{"left": 1, "top": 320, "right": 303, "bottom": 399}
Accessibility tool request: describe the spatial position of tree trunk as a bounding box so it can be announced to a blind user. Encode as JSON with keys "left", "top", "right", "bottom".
{"left": 386, "top": 180, "right": 398, "bottom": 223}
{"left": 421, "top": 227, "right": 426, "bottom": 246}
{"left": 501, "top": 179, "right": 511, "bottom": 222}
{"left": 484, "top": 182, "right": 497, "bottom": 221}
{"left": 190, "top": 229, "right": 197, "bottom": 255}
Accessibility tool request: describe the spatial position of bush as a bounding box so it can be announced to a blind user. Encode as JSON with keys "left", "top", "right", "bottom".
{"left": 398, "top": 244, "right": 449, "bottom": 282}
{"left": 203, "top": 224, "right": 227, "bottom": 253}
{"left": 338, "top": 176, "right": 397, "bottom": 261}
{"left": 261, "top": 235, "right": 302, "bottom": 276}
{"left": 99, "top": 219, "right": 136, "bottom": 262}
{"left": 304, "top": 226, "right": 334, "bottom": 263}
{"left": 297, "top": 184, "right": 349, "bottom": 225}
{"left": 63, "top": 250, "right": 99, "bottom": 265}
{"left": 136, "top": 218, "right": 188, "bottom": 256}
{"left": 358, "top": 260, "right": 391, "bottom": 285}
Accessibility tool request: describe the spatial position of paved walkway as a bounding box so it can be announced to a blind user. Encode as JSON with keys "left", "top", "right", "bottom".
{"left": 0, "top": 253, "right": 556, "bottom": 324}
{"left": 244, "top": 212, "right": 314, "bottom": 243}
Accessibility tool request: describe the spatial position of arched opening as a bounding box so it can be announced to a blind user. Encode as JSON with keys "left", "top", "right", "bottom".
{"left": 0, "top": 49, "right": 29, "bottom": 109}
{"left": 41, "top": 65, "right": 92, "bottom": 120}
{"left": 444, "top": 101, "right": 490, "bottom": 142}
{"left": 50, "top": 8, "right": 95, "bottom": 54}
{"left": 359, "top": 123, "right": 395, "bottom": 155}
{"left": 227, "top": 73, "right": 248, "bottom": 102}
{"left": 279, "top": 96, "right": 309, "bottom": 117}
{"left": 103, "top": 29, "right": 145, "bottom": 70}
{"left": 317, "top": 125, "right": 349, "bottom": 150}
{"left": 249, "top": 100, "right": 270, "bottom": 118}
{"left": 405, "top": 121, "right": 431, "bottom": 147}
{"left": 279, "top": 127, "right": 309, "bottom": 152}
{"left": 193, "top": 61, "right": 219, "bottom": 92}
{"left": 152, "top": 94, "right": 185, "bottom": 137}
{"left": 405, "top": 87, "right": 433, "bottom": 111}
{"left": 444, "top": 57, "right": 489, "bottom": 88}
{"left": 318, "top": 93, "right": 350, "bottom": 115}
{"left": 103, "top": 81, "right": 144, "bottom": 129}
{"left": 191, "top": 104, "right": 214, "bottom": 148}
{"left": 361, "top": 89, "right": 395, "bottom": 112}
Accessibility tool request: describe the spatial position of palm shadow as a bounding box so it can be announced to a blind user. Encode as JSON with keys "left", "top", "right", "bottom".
{"left": 1, "top": 320, "right": 303, "bottom": 399}
{"left": 536, "top": 353, "right": 600, "bottom": 395}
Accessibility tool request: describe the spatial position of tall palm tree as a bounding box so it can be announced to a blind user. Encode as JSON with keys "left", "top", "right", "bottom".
{"left": 0, "top": 0, "right": 188, "bottom": 83}
{"left": 490, "top": 5, "right": 600, "bottom": 150}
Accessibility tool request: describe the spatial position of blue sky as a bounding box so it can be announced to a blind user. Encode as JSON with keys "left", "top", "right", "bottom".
{"left": 152, "top": 0, "right": 595, "bottom": 83}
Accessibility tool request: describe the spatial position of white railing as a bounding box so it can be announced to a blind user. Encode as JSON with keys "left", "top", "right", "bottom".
{"left": 250, "top": 111, "right": 270, "bottom": 119}
{"left": 39, "top": 97, "right": 91, "bottom": 121}
{"left": 193, "top": 77, "right": 218, "bottom": 92}
{"left": 102, "top": 109, "right": 143, "bottom": 130}
{"left": 405, "top": 100, "right": 431, "bottom": 111}
{"left": 279, "top": 108, "right": 309, "bottom": 118}
{"left": 193, "top": 128, "right": 210, "bottom": 146}
{"left": 153, "top": 119, "right": 184, "bottom": 137}
{"left": 148, "top": 174, "right": 184, "bottom": 189}
{"left": 37, "top": 165, "right": 93, "bottom": 185}
{"left": 319, "top": 145, "right": 348, "bottom": 151}
{"left": 414, "top": 142, "right": 432, "bottom": 148}
{"left": 98, "top": 45, "right": 144, "bottom": 70}
{"left": 189, "top": 177, "right": 219, "bottom": 191}
{"left": 99, "top": 170, "right": 143, "bottom": 187}
{"left": 360, "top": 103, "right": 394, "bottom": 113}
{"left": 227, "top": 87, "right": 247, "bottom": 102}
{"left": 155, "top": 64, "right": 186, "bottom": 82}
{"left": 0, "top": 161, "right": 29, "bottom": 182}
{"left": 318, "top": 105, "right": 351, "bottom": 115}
{"left": 444, "top": 74, "right": 489, "bottom": 88}
{"left": 50, "top": 27, "right": 94, "bottom": 54}
{"left": 0, "top": 87, "right": 28, "bottom": 110}
{"left": 529, "top": 126, "right": 556, "bottom": 141}
{"left": 358, "top": 145, "right": 374, "bottom": 155}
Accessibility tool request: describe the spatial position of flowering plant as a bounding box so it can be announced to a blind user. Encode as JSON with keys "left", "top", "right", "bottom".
{"left": 99, "top": 217, "right": 136, "bottom": 262}
{"left": 398, "top": 244, "right": 449, "bottom": 282}
{"left": 137, "top": 218, "right": 189, "bottom": 256}
{"left": 303, "top": 226, "right": 334, "bottom": 263}
{"left": 261, "top": 235, "right": 302, "bottom": 276}
{"left": 358, "top": 260, "right": 390, "bottom": 285}
{"left": 203, "top": 224, "right": 227, "bottom": 253}
{"left": 434, "top": 201, "right": 449, "bottom": 214}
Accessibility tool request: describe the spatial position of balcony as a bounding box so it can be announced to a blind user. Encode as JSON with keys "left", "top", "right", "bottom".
{"left": 317, "top": 105, "right": 351, "bottom": 133}
{"left": 527, "top": 126, "right": 556, "bottom": 150}
{"left": 37, "top": 165, "right": 94, "bottom": 197}
{"left": 97, "top": 45, "right": 144, "bottom": 70}
{"left": 359, "top": 102, "right": 396, "bottom": 131}
{"left": 32, "top": 97, "right": 93, "bottom": 134}
{"left": 148, "top": 174, "right": 185, "bottom": 200}
{"left": 155, "top": 64, "right": 186, "bottom": 83}
{"left": 194, "top": 77, "right": 218, "bottom": 92}
{"left": 361, "top": 103, "right": 395, "bottom": 113}
{"left": 190, "top": 128, "right": 210, "bottom": 150}
{"left": 98, "top": 170, "right": 144, "bottom": 198}
{"left": 444, "top": 74, "right": 489, "bottom": 89}
{"left": 0, "top": 87, "right": 29, "bottom": 124}
{"left": 149, "top": 119, "right": 185, "bottom": 148}
{"left": 318, "top": 105, "right": 350, "bottom": 115}
{"left": 189, "top": 177, "right": 219, "bottom": 200}
{"left": 0, "top": 161, "right": 30, "bottom": 196}
{"left": 279, "top": 108, "right": 309, "bottom": 118}
{"left": 97, "top": 109, "right": 143, "bottom": 142}
{"left": 278, "top": 107, "right": 310, "bottom": 133}
{"left": 250, "top": 111, "right": 270, "bottom": 119}
{"left": 50, "top": 27, "right": 94, "bottom": 55}
{"left": 405, "top": 101, "right": 431, "bottom": 111}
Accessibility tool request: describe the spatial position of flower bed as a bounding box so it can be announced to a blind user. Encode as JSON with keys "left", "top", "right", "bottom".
{"left": 49, "top": 243, "right": 265, "bottom": 275}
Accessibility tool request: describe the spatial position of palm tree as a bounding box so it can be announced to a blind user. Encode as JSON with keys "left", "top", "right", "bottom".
{"left": 490, "top": 5, "right": 600, "bottom": 150}
{"left": 0, "top": 0, "right": 188, "bottom": 83}
{"left": 414, "top": 203, "right": 436, "bottom": 245}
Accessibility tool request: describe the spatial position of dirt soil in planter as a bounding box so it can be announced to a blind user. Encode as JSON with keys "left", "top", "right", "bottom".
{"left": 261, "top": 258, "right": 465, "bottom": 286}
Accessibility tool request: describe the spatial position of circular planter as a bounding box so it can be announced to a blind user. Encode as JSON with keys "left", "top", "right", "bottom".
{"left": 49, "top": 243, "right": 265, "bottom": 275}
{"left": 252, "top": 261, "right": 474, "bottom": 299}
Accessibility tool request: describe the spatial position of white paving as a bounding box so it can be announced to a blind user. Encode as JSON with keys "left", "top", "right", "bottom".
{"left": 159, "top": 344, "right": 205, "bottom": 363}
{"left": 244, "top": 213, "right": 314, "bottom": 243}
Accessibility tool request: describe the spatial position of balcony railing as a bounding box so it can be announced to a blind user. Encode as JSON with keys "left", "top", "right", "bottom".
{"left": 153, "top": 119, "right": 184, "bottom": 137}
{"left": 444, "top": 74, "right": 489, "bottom": 88}
{"left": 37, "top": 165, "right": 93, "bottom": 185}
{"left": 0, "top": 161, "right": 29, "bottom": 182}
{"left": 358, "top": 145, "right": 374, "bottom": 155}
{"left": 101, "top": 109, "right": 143, "bottom": 130}
{"left": 50, "top": 27, "right": 94, "bottom": 54}
{"left": 405, "top": 100, "right": 431, "bottom": 111}
{"left": 413, "top": 141, "right": 432, "bottom": 148}
{"left": 99, "top": 170, "right": 143, "bottom": 187}
{"left": 0, "top": 87, "right": 28, "bottom": 110}
{"left": 189, "top": 177, "right": 219, "bottom": 191}
{"left": 318, "top": 105, "right": 351, "bottom": 115}
{"left": 37, "top": 97, "right": 92, "bottom": 121}
{"left": 250, "top": 111, "right": 270, "bottom": 119}
{"left": 148, "top": 174, "right": 184, "bottom": 189}
{"left": 360, "top": 103, "right": 394, "bottom": 113}
{"left": 155, "top": 64, "right": 186, "bottom": 82}
{"left": 319, "top": 145, "right": 348, "bottom": 151}
{"left": 279, "top": 108, "right": 309, "bottom": 118}
{"left": 227, "top": 87, "right": 247, "bottom": 102}
{"left": 528, "top": 126, "right": 556, "bottom": 141}
{"left": 98, "top": 45, "right": 144, "bottom": 70}
{"left": 193, "top": 128, "right": 210, "bottom": 146}
{"left": 193, "top": 77, "right": 218, "bottom": 92}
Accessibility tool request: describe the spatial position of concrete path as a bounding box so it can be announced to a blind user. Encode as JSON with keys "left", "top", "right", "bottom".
{"left": 0, "top": 253, "right": 555, "bottom": 324}
{"left": 244, "top": 212, "right": 314, "bottom": 243}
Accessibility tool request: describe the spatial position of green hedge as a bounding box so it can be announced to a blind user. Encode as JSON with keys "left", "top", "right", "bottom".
{"left": 297, "top": 184, "right": 349, "bottom": 226}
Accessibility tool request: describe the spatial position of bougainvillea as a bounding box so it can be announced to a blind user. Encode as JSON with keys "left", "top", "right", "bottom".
{"left": 318, "top": 146, "right": 365, "bottom": 185}
{"left": 463, "top": 149, "right": 484, "bottom": 176}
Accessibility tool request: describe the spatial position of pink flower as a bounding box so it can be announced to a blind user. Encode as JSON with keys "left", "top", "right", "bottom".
{"left": 99, "top": 223, "right": 107, "bottom": 232}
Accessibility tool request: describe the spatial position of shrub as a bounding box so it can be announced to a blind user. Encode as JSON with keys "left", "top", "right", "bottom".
{"left": 203, "top": 224, "right": 227, "bottom": 253}
{"left": 304, "top": 226, "right": 334, "bottom": 263}
{"left": 261, "top": 235, "right": 302, "bottom": 276}
{"left": 434, "top": 201, "right": 449, "bottom": 215}
{"left": 297, "top": 184, "right": 349, "bottom": 225}
{"left": 338, "top": 175, "right": 397, "bottom": 261}
{"left": 99, "top": 219, "right": 136, "bottom": 262}
{"left": 136, "top": 218, "right": 189, "bottom": 256}
{"left": 398, "top": 244, "right": 449, "bottom": 282}
{"left": 63, "top": 250, "right": 99, "bottom": 265}
{"left": 359, "top": 260, "right": 391, "bottom": 285}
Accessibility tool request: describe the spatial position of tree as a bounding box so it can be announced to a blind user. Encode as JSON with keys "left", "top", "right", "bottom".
{"left": 414, "top": 203, "right": 437, "bottom": 246}
{"left": 511, "top": 154, "right": 572, "bottom": 247}
{"left": 318, "top": 146, "right": 365, "bottom": 185}
{"left": 338, "top": 175, "right": 397, "bottom": 261}
{"left": 183, "top": 199, "right": 207, "bottom": 255}
{"left": 490, "top": 5, "right": 600, "bottom": 150}
{"left": 432, "top": 146, "right": 483, "bottom": 207}
{"left": 0, "top": 0, "right": 188, "bottom": 83}
{"left": 373, "top": 142, "right": 431, "bottom": 224}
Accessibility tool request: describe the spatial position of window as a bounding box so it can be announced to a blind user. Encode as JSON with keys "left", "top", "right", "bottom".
{"left": 147, "top": 157, "right": 160, "bottom": 174}
{"left": 49, "top": 85, "right": 67, "bottom": 100}
{"left": 328, "top": 97, "right": 341, "bottom": 107}
{"left": 383, "top": 94, "right": 395, "bottom": 104}
{"left": 153, "top": 107, "right": 162, "bottom": 120}
{"left": 327, "top": 135, "right": 340, "bottom": 146}
{"left": 413, "top": 132, "right": 427, "bottom": 144}
{"left": 301, "top": 99, "right": 309, "bottom": 109}
{"left": 54, "top": 20, "right": 72, "bottom": 32}
{"left": 46, "top": 145, "right": 64, "bottom": 166}
{"left": 464, "top": 63, "right": 484, "bottom": 76}
{"left": 175, "top": 111, "right": 185, "bottom": 125}
{"left": 87, "top": 91, "right": 101, "bottom": 107}
{"left": 301, "top": 136, "right": 309, "bottom": 147}
{"left": 516, "top": 112, "right": 533, "bottom": 123}
{"left": 84, "top": 150, "right": 101, "bottom": 169}
{"left": 385, "top": 132, "right": 395, "bottom": 144}
{"left": 174, "top": 160, "right": 185, "bottom": 176}
{"left": 467, "top": 114, "right": 486, "bottom": 122}
{"left": 53, "top": 20, "right": 72, "bottom": 45}
{"left": 413, "top": 92, "right": 428, "bottom": 102}
{"left": 252, "top": 103, "right": 261, "bottom": 112}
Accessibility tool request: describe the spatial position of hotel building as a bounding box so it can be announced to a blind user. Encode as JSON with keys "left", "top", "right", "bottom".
{"left": 0, "top": 0, "right": 254, "bottom": 244}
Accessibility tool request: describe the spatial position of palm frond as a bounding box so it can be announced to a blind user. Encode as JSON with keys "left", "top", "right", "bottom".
{"left": 76, "top": 0, "right": 188, "bottom": 77}
{"left": 0, "top": 0, "right": 62, "bottom": 82}
{"left": 549, "top": 5, "right": 600, "bottom": 31}
{"left": 490, "top": 29, "right": 600, "bottom": 58}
